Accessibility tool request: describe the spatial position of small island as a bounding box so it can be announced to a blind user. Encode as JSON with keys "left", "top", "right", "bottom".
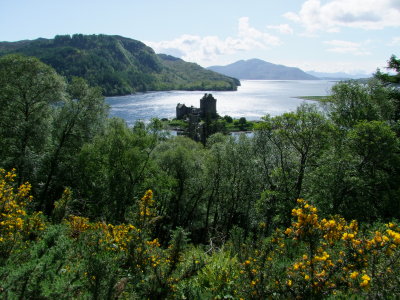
{"left": 168, "top": 93, "right": 254, "bottom": 144}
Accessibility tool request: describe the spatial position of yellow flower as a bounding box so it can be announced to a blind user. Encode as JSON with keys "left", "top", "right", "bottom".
{"left": 350, "top": 271, "right": 359, "bottom": 279}
{"left": 361, "top": 274, "right": 370, "bottom": 281}
{"left": 284, "top": 228, "right": 292, "bottom": 235}
{"left": 360, "top": 274, "right": 371, "bottom": 288}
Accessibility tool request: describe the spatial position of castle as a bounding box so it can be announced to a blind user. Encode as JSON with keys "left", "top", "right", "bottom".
{"left": 176, "top": 93, "right": 217, "bottom": 120}
{"left": 176, "top": 93, "right": 218, "bottom": 143}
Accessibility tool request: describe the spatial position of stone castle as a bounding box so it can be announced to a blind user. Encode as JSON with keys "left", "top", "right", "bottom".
{"left": 176, "top": 93, "right": 217, "bottom": 120}
{"left": 175, "top": 93, "right": 218, "bottom": 143}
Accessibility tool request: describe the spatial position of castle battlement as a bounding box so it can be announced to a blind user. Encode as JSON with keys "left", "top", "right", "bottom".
{"left": 176, "top": 93, "right": 217, "bottom": 120}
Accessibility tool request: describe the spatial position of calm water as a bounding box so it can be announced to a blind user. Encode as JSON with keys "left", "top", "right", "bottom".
{"left": 106, "top": 80, "right": 337, "bottom": 125}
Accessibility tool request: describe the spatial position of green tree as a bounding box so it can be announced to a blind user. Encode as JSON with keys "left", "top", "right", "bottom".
{"left": 254, "top": 104, "right": 331, "bottom": 228}
{"left": 152, "top": 136, "right": 207, "bottom": 240}
{"left": 0, "top": 54, "right": 65, "bottom": 184}
{"left": 76, "top": 118, "right": 162, "bottom": 222}
{"left": 204, "top": 134, "right": 260, "bottom": 238}
{"left": 327, "top": 79, "right": 396, "bottom": 128}
{"left": 308, "top": 121, "right": 400, "bottom": 221}
{"left": 374, "top": 55, "right": 400, "bottom": 121}
{"left": 40, "top": 77, "right": 109, "bottom": 213}
{"left": 375, "top": 55, "right": 400, "bottom": 84}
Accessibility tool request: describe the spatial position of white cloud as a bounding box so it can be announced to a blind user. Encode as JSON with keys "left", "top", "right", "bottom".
{"left": 324, "top": 40, "right": 371, "bottom": 55}
{"left": 266, "top": 24, "right": 294, "bottom": 34}
{"left": 146, "top": 17, "right": 281, "bottom": 66}
{"left": 285, "top": 0, "right": 400, "bottom": 34}
{"left": 281, "top": 59, "right": 380, "bottom": 74}
{"left": 388, "top": 36, "right": 400, "bottom": 45}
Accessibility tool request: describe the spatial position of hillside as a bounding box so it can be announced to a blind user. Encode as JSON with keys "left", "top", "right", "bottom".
{"left": 0, "top": 34, "right": 239, "bottom": 96}
{"left": 208, "top": 58, "right": 318, "bottom": 80}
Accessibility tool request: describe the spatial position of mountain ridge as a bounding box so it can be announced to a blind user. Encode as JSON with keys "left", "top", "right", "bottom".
{"left": 208, "top": 58, "right": 318, "bottom": 80}
{"left": 306, "top": 70, "right": 371, "bottom": 80}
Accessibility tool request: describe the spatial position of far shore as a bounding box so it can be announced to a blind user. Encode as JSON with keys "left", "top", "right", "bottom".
{"left": 294, "top": 95, "right": 332, "bottom": 103}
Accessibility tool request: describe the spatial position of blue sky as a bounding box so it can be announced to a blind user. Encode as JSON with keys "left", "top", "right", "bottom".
{"left": 1, "top": 0, "right": 399, "bottom": 74}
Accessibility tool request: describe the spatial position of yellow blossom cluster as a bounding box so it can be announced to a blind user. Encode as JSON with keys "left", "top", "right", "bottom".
{"left": 360, "top": 274, "right": 371, "bottom": 288}
{"left": 139, "top": 189, "right": 156, "bottom": 219}
{"left": 280, "top": 199, "right": 400, "bottom": 296}
{"left": 0, "top": 169, "right": 45, "bottom": 253}
{"left": 94, "top": 222, "right": 141, "bottom": 252}
{"left": 65, "top": 190, "right": 160, "bottom": 253}
{"left": 65, "top": 216, "right": 142, "bottom": 252}
{"left": 66, "top": 216, "right": 91, "bottom": 238}
{"left": 289, "top": 199, "right": 319, "bottom": 238}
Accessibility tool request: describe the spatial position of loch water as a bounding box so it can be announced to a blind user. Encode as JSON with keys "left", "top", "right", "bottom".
{"left": 105, "top": 80, "right": 337, "bottom": 125}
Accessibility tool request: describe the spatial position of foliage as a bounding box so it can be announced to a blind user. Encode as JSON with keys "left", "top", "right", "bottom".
{"left": 1, "top": 55, "right": 400, "bottom": 298}
{"left": 375, "top": 54, "right": 400, "bottom": 84}
{"left": 0, "top": 54, "right": 65, "bottom": 184}
{"left": 0, "top": 169, "right": 45, "bottom": 262}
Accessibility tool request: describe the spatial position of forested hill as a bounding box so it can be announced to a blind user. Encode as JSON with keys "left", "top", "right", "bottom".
{"left": 0, "top": 34, "right": 240, "bottom": 96}
{"left": 208, "top": 58, "right": 318, "bottom": 80}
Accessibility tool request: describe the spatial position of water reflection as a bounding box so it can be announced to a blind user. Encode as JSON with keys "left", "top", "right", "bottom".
{"left": 106, "top": 80, "right": 337, "bottom": 126}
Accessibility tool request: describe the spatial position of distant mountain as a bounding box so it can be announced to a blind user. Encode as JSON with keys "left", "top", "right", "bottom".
{"left": 208, "top": 59, "right": 318, "bottom": 80}
{"left": 306, "top": 70, "right": 371, "bottom": 80}
{"left": 0, "top": 34, "right": 239, "bottom": 96}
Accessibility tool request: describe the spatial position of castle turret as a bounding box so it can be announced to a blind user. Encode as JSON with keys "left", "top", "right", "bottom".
{"left": 200, "top": 93, "right": 217, "bottom": 119}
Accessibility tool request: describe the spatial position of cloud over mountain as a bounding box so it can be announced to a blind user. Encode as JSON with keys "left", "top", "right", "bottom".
{"left": 284, "top": 0, "right": 400, "bottom": 34}
{"left": 146, "top": 17, "right": 281, "bottom": 66}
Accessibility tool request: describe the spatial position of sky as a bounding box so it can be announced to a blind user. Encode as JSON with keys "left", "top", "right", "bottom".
{"left": 1, "top": 0, "right": 399, "bottom": 75}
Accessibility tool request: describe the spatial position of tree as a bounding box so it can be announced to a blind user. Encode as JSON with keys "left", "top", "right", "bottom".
{"left": 345, "top": 121, "right": 399, "bottom": 220}
{"left": 40, "top": 77, "right": 109, "bottom": 213}
{"left": 152, "top": 136, "right": 207, "bottom": 239}
{"left": 374, "top": 55, "right": 400, "bottom": 121}
{"left": 375, "top": 55, "right": 400, "bottom": 84}
{"left": 327, "top": 80, "right": 396, "bottom": 128}
{"left": 0, "top": 54, "right": 65, "bottom": 184}
{"left": 76, "top": 118, "right": 162, "bottom": 222}
{"left": 308, "top": 121, "right": 400, "bottom": 221}
{"left": 254, "top": 104, "right": 331, "bottom": 228}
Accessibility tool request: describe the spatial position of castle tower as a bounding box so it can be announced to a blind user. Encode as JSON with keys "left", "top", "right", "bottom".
{"left": 176, "top": 103, "right": 188, "bottom": 119}
{"left": 200, "top": 93, "right": 217, "bottom": 119}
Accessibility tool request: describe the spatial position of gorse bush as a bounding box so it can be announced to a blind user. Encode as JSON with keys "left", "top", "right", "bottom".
{"left": 2, "top": 173, "right": 400, "bottom": 298}
{"left": 0, "top": 169, "right": 45, "bottom": 261}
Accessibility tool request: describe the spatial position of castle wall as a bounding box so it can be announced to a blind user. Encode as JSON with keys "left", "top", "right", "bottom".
{"left": 176, "top": 94, "right": 217, "bottom": 120}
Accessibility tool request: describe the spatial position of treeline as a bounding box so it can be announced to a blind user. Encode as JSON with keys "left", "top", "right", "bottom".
{"left": 0, "top": 34, "right": 240, "bottom": 96}
{"left": 1, "top": 54, "right": 400, "bottom": 298}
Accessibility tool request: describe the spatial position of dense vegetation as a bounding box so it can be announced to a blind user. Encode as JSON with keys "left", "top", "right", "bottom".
{"left": 1, "top": 54, "right": 400, "bottom": 299}
{"left": 0, "top": 34, "right": 240, "bottom": 96}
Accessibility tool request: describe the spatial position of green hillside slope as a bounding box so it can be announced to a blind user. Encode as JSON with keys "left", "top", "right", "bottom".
{"left": 0, "top": 34, "right": 239, "bottom": 96}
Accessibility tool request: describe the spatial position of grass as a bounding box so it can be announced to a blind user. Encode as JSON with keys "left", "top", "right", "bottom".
{"left": 295, "top": 95, "right": 332, "bottom": 103}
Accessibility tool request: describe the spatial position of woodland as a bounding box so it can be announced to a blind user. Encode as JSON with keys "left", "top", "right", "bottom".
{"left": 0, "top": 53, "right": 400, "bottom": 299}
